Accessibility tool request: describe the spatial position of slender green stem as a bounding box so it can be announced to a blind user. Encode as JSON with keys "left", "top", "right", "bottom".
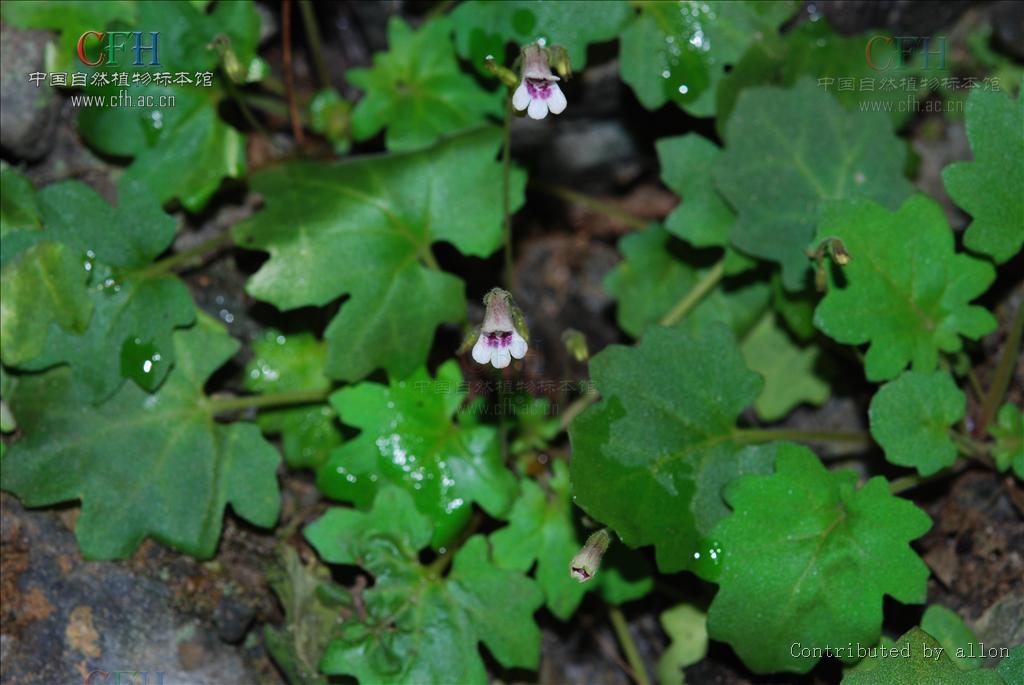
{"left": 966, "top": 368, "right": 985, "bottom": 401}
{"left": 531, "top": 182, "right": 649, "bottom": 230}
{"left": 223, "top": 76, "right": 272, "bottom": 140}
{"left": 208, "top": 388, "right": 330, "bottom": 415}
{"left": 608, "top": 605, "right": 651, "bottom": 685}
{"left": 978, "top": 299, "right": 1024, "bottom": 435}
{"left": 733, "top": 427, "right": 871, "bottom": 445}
{"left": 502, "top": 99, "right": 515, "bottom": 291}
{"left": 559, "top": 389, "right": 599, "bottom": 431}
{"left": 420, "top": 247, "right": 440, "bottom": 270}
{"left": 427, "top": 511, "right": 483, "bottom": 577}
{"left": 660, "top": 261, "right": 725, "bottom": 327}
{"left": 426, "top": 0, "right": 457, "bottom": 19}
{"left": 139, "top": 232, "right": 234, "bottom": 278}
{"left": 298, "top": 0, "right": 330, "bottom": 90}
{"left": 889, "top": 460, "right": 969, "bottom": 495}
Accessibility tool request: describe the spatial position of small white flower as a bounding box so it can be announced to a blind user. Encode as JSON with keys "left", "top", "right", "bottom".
{"left": 470, "top": 288, "right": 528, "bottom": 369}
{"left": 512, "top": 44, "right": 567, "bottom": 120}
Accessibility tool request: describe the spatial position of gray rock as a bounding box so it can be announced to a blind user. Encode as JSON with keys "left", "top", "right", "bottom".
{"left": 0, "top": 26, "right": 61, "bottom": 160}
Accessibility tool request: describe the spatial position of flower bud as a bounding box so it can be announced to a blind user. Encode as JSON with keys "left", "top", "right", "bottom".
{"left": 484, "top": 55, "right": 521, "bottom": 89}
{"left": 562, "top": 328, "right": 589, "bottom": 362}
{"left": 570, "top": 528, "right": 611, "bottom": 583}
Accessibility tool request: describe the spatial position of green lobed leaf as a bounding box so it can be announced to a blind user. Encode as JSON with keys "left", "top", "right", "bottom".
{"left": 921, "top": 605, "right": 984, "bottom": 670}
{"left": 233, "top": 128, "right": 524, "bottom": 382}
{"left": 316, "top": 361, "right": 516, "bottom": 548}
{"left": 490, "top": 460, "right": 652, "bottom": 620}
{"left": 304, "top": 487, "right": 543, "bottom": 684}
{"left": 715, "top": 78, "right": 915, "bottom": 290}
{"left": 813, "top": 195, "right": 997, "bottom": 381}
{"left": 841, "top": 628, "right": 1006, "bottom": 684}
{"left": 309, "top": 88, "right": 352, "bottom": 154}
{"left": 990, "top": 404, "right": 1023, "bottom": 479}
{"left": 656, "top": 134, "right": 734, "bottom": 249}
{"left": 706, "top": 444, "right": 932, "bottom": 674}
{"left": 1, "top": 178, "right": 196, "bottom": 400}
{"left": 942, "top": 89, "right": 1024, "bottom": 263}
{"left": 869, "top": 371, "right": 965, "bottom": 476}
{"left": 740, "top": 312, "right": 830, "bottom": 422}
{"left": 348, "top": 17, "right": 501, "bottom": 151}
{"left": 569, "top": 323, "right": 777, "bottom": 572}
{"left": 451, "top": 0, "right": 631, "bottom": 72}
{"left": 0, "top": 242, "right": 93, "bottom": 366}
{"left": 0, "top": 315, "right": 281, "bottom": 559}
{"left": 243, "top": 330, "right": 340, "bottom": 470}
{"left": 620, "top": 1, "right": 797, "bottom": 117}
{"left": 657, "top": 604, "right": 708, "bottom": 685}
{"left": 604, "top": 224, "right": 770, "bottom": 340}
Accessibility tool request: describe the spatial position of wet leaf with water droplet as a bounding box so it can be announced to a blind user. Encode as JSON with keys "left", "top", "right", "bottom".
{"left": 0, "top": 314, "right": 281, "bottom": 560}
{"left": 569, "top": 323, "right": 777, "bottom": 572}
{"left": 244, "top": 330, "right": 341, "bottom": 470}
{"left": 317, "top": 361, "right": 516, "bottom": 547}
{"left": 305, "top": 487, "right": 543, "bottom": 684}
{"left": 706, "top": 444, "right": 931, "bottom": 674}
{"left": 621, "top": 1, "right": 798, "bottom": 117}
{"left": 0, "top": 178, "right": 195, "bottom": 400}
{"left": 118, "top": 337, "right": 167, "bottom": 393}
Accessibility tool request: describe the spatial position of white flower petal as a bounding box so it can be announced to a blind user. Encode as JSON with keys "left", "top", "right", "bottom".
{"left": 471, "top": 336, "right": 490, "bottom": 364}
{"left": 547, "top": 83, "right": 567, "bottom": 115}
{"left": 491, "top": 346, "right": 512, "bottom": 369}
{"left": 527, "top": 97, "right": 548, "bottom": 120}
{"left": 512, "top": 80, "right": 531, "bottom": 111}
{"left": 509, "top": 332, "right": 528, "bottom": 359}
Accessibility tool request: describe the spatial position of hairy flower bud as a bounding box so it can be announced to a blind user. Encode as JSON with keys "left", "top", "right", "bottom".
{"left": 570, "top": 528, "right": 611, "bottom": 583}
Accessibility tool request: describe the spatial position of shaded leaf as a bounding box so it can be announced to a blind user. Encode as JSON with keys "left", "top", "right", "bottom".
{"left": 604, "top": 224, "right": 769, "bottom": 339}
{"left": 813, "top": 195, "right": 996, "bottom": 381}
{"left": 942, "top": 89, "right": 1024, "bottom": 263}
{"left": 317, "top": 361, "right": 516, "bottom": 548}
{"left": 707, "top": 445, "right": 931, "bottom": 674}
{"left": 869, "top": 371, "right": 965, "bottom": 476}
{"left": 740, "top": 312, "right": 829, "bottom": 421}
{"left": 233, "top": 128, "right": 524, "bottom": 382}
{"left": 715, "top": 78, "right": 914, "bottom": 289}
{"left": 0, "top": 163, "right": 41, "bottom": 237}
{"left": 921, "top": 605, "right": 984, "bottom": 670}
{"left": 990, "top": 404, "right": 1023, "bottom": 479}
{"left": 0, "top": 315, "right": 281, "bottom": 559}
{"left": 657, "top": 604, "right": 708, "bottom": 685}
{"left": 841, "top": 628, "right": 1005, "bottom": 684}
{"left": 305, "top": 487, "right": 543, "bottom": 684}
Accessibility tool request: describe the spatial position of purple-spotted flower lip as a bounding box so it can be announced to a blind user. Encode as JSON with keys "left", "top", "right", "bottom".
{"left": 470, "top": 288, "right": 528, "bottom": 369}
{"left": 512, "top": 44, "right": 567, "bottom": 120}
